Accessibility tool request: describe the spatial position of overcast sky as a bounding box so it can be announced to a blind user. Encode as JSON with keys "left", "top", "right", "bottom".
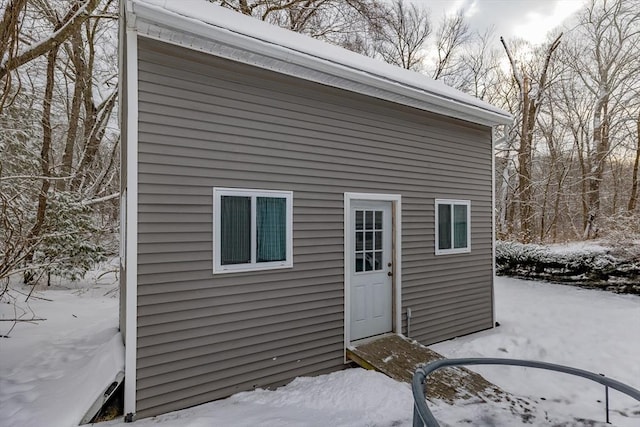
{"left": 409, "top": 0, "right": 588, "bottom": 44}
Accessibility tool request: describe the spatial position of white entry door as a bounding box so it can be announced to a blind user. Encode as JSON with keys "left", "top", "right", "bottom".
{"left": 349, "top": 200, "right": 393, "bottom": 341}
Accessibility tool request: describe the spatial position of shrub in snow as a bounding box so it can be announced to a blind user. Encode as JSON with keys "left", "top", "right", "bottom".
{"left": 600, "top": 214, "right": 640, "bottom": 260}
{"left": 32, "top": 191, "right": 108, "bottom": 281}
{"left": 495, "top": 241, "right": 640, "bottom": 294}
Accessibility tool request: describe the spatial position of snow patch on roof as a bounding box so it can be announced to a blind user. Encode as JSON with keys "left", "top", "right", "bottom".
{"left": 127, "top": 0, "right": 512, "bottom": 126}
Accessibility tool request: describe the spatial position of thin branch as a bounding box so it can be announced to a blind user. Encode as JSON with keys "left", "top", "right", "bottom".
{"left": 0, "top": 175, "right": 75, "bottom": 182}
{"left": 0, "top": 0, "right": 100, "bottom": 79}
{"left": 82, "top": 192, "right": 120, "bottom": 206}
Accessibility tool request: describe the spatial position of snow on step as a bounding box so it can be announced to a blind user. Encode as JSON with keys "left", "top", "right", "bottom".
{"left": 347, "top": 334, "right": 535, "bottom": 421}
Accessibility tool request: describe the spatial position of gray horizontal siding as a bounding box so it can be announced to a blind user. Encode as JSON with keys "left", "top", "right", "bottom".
{"left": 135, "top": 36, "right": 493, "bottom": 418}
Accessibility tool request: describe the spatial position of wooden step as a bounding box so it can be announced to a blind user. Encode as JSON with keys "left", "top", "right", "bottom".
{"left": 347, "top": 334, "right": 530, "bottom": 407}
{"left": 347, "top": 335, "right": 614, "bottom": 424}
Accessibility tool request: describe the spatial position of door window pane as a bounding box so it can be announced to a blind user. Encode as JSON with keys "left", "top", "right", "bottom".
{"left": 365, "top": 211, "right": 373, "bottom": 229}
{"left": 365, "top": 253, "right": 373, "bottom": 271}
{"left": 356, "top": 210, "right": 364, "bottom": 230}
{"left": 365, "top": 231, "right": 374, "bottom": 250}
{"left": 374, "top": 252, "right": 382, "bottom": 270}
{"left": 375, "top": 231, "right": 382, "bottom": 250}
{"left": 355, "top": 208, "right": 386, "bottom": 273}
{"left": 221, "top": 196, "right": 251, "bottom": 265}
{"left": 375, "top": 211, "right": 382, "bottom": 229}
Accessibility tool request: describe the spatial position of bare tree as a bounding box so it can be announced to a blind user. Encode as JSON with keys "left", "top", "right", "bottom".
{"left": 432, "top": 11, "right": 470, "bottom": 81}
{"left": 454, "top": 29, "right": 501, "bottom": 100}
{"left": 0, "top": 0, "right": 100, "bottom": 84}
{"left": 369, "top": 0, "right": 430, "bottom": 70}
{"left": 215, "top": 0, "right": 380, "bottom": 53}
{"left": 501, "top": 34, "right": 563, "bottom": 242}
{"left": 563, "top": 0, "right": 640, "bottom": 238}
{"left": 0, "top": 0, "right": 118, "bottom": 284}
{"left": 629, "top": 109, "right": 640, "bottom": 213}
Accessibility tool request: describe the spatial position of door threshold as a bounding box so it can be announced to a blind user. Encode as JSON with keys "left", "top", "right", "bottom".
{"left": 348, "top": 332, "right": 396, "bottom": 349}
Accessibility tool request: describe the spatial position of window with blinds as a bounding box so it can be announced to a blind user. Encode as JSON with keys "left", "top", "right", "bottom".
{"left": 435, "top": 199, "right": 471, "bottom": 255}
{"left": 213, "top": 188, "right": 293, "bottom": 273}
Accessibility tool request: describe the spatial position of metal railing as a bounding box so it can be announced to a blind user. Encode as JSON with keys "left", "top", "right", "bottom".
{"left": 412, "top": 358, "right": 640, "bottom": 427}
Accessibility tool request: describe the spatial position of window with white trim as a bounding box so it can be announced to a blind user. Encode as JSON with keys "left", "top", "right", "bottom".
{"left": 213, "top": 188, "right": 293, "bottom": 273}
{"left": 435, "top": 199, "right": 471, "bottom": 255}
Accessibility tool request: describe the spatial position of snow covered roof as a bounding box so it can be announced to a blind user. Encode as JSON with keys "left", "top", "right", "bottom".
{"left": 126, "top": 0, "right": 512, "bottom": 127}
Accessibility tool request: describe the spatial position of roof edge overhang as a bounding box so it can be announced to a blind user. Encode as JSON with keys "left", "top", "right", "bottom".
{"left": 127, "top": 0, "right": 512, "bottom": 127}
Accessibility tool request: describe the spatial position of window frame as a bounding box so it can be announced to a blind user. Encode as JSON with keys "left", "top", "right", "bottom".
{"left": 435, "top": 199, "right": 471, "bottom": 255}
{"left": 213, "top": 187, "right": 293, "bottom": 274}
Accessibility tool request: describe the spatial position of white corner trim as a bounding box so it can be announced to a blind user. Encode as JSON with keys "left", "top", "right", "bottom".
{"left": 343, "top": 192, "right": 402, "bottom": 362}
{"left": 491, "top": 128, "right": 497, "bottom": 328}
{"left": 343, "top": 193, "right": 350, "bottom": 362}
{"left": 394, "top": 197, "right": 402, "bottom": 338}
{"left": 124, "top": 27, "right": 138, "bottom": 417}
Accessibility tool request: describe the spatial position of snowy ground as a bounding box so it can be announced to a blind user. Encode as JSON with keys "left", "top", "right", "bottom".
{"left": 0, "top": 262, "right": 122, "bottom": 427}
{"left": 432, "top": 277, "right": 640, "bottom": 426}
{"left": 1, "top": 272, "right": 639, "bottom": 426}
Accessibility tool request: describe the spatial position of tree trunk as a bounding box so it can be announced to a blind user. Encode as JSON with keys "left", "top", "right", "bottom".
{"left": 628, "top": 110, "right": 640, "bottom": 213}
{"left": 584, "top": 95, "right": 610, "bottom": 239}
{"left": 0, "top": 0, "right": 28, "bottom": 112}
{"left": 24, "top": 46, "right": 58, "bottom": 283}
{"left": 518, "top": 76, "right": 536, "bottom": 242}
{"left": 575, "top": 128, "right": 589, "bottom": 233}
{"left": 498, "top": 159, "right": 511, "bottom": 237}
{"left": 0, "top": 0, "right": 27, "bottom": 60}
{"left": 71, "top": 92, "right": 116, "bottom": 191}
{"left": 57, "top": 29, "right": 85, "bottom": 190}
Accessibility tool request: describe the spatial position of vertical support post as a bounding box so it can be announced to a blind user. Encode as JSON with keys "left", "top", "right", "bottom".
{"left": 600, "top": 373, "right": 610, "bottom": 424}
{"left": 605, "top": 384, "right": 610, "bottom": 424}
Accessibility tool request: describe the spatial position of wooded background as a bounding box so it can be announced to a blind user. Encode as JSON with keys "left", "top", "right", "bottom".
{"left": 1, "top": 0, "right": 638, "bottom": 283}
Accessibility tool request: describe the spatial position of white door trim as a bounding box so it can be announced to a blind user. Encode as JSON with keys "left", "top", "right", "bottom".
{"left": 343, "top": 192, "right": 402, "bottom": 361}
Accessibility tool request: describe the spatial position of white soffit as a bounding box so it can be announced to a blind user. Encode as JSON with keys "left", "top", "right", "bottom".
{"left": 127, "top": 0, "right": 512, "bottom": 127}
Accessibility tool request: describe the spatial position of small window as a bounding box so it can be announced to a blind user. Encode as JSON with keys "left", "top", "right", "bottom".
{"left": 213, "top": 188, "right": 293, "bottom": 273}
{"left": 435, "top": 199, "right": 470, "bottom": 255}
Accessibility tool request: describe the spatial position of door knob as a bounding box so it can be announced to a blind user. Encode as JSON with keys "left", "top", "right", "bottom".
{"left": 387, "top": 271, "right": 393, "bottom": 276}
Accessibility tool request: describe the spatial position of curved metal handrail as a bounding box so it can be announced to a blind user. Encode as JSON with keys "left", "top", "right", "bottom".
{"left": 412, "top": 358, "right": 640, "bottom": 427}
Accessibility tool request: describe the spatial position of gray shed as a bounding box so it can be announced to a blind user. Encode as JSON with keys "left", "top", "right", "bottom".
{"left": 119, "top": 0, "right": 512, "bottom": 420}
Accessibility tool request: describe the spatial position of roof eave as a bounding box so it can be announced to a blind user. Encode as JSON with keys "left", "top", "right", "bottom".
{"left": 128, "top": 1, "right": 512, "bottom": 127}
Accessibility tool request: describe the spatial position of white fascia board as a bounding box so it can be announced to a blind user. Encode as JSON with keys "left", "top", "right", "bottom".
{"left": 123, "top": 25, "right": 139, "bottom": 418}
{"left": 128, "top": 1, "right": 512, "bottom": 127}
